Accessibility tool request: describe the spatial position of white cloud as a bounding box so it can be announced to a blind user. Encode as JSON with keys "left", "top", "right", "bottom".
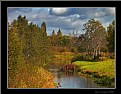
{"left": 51, "top": 8, "right": 68, "bottom": 15}
{"left": 94, "top": 11, "right": 105, "bottom": 17}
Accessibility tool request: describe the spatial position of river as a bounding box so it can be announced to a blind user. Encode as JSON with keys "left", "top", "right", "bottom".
{"left": 52, "top": 71, "right": 105, "bottom": 89}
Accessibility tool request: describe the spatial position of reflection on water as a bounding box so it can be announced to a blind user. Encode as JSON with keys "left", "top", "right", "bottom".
{"left": 54, "top": 72, "right": 104, "bottom": 88}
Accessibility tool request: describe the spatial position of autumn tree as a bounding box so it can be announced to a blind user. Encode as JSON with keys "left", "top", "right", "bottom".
{"left": 9, "top": 15, "right": 52, "bottom": 67}
{"left": 62, "top": 35, "right": 72, "bottom": 47}
{"left": 83, "top": 18, "right": 107, "bottom": 56}
{"left": 38, "top": 22, "right": 52, "bottom": 67}
{"left": 8, "top": 16, "right": 54, "bottom": 88}
{"left": 16, "top": 15, "right": 28, "bottom": 37}
{"left": 23, "top": 22, "right": 37, "bottom": 62}
{"left": 8, "top": 25, "right": 24, "bottom": 87}
{"left": 77, "top": 34, "right": 87, "bottom": 52}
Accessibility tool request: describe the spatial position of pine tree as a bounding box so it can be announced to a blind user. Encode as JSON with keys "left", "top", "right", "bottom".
{"left": 57, "top": 28, "right": 62, "bottom": 38}
{"left": 51, "top": 30, "right": 56, "bottom": 46}
{"left": 41, "top": 22, "right": 46, "bottom": 32}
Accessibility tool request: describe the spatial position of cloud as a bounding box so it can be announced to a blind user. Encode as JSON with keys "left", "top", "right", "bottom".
{"left": 93, "top": 11, "right": 106, "bottom": 17}
{"left": 49, "top": 8, "right": 68, "bottom": 15}
{"left": 8, "top": 7, "right": 115, "bottom": 35}
{"left": 49, "top": 8, "right": 115, "bottom": 19}
{"left": 47, "top": 16, "right": 73, "bottom": 30}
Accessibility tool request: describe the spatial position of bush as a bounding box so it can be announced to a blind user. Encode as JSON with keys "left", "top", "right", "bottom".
{"left": 8, "top": 64, "right": 55, "bottom": 88}
{"left": 71, "top": 54, "right": 94, "bottom": 62}
{"left": 85, "top": 55, "right": 94, "bottom": 61}
{"left": 99, "top": 57, "right": 108, "bottom": 61}
{"left": 71, "top": 47, "right": 77, "bottom": 53}
{"left": 110, "top": 55, "right": 115, "bottom": 59}
{"left": 95, "top": 76, "right": 114, "bottom": 87}
{"left": 71, "top": 54, "right": 85, "bottom": 62}
{"left": 71, "top": 54, "right": 102, "bottom": 62}
{"left": 109, "top": 53, "right": 115, "bottom": 59}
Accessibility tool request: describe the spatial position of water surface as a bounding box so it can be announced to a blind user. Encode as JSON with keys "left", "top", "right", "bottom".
{"left": 53, "top": 72, "right": 104, "bottom": 88}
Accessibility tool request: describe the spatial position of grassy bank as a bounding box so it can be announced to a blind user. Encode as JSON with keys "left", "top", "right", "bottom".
{"left": 8, "top": 64, "right": 55, "bottom": 88}
{"left": 73, "top": 59, "right": 115, "bottom": 88}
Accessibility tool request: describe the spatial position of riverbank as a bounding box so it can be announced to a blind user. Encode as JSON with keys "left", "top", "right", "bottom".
{"left": 8, "top": 64, "right": 55, "bottom": 88}
{"left": 73, "top": 59, "right": 115, "bottom": 88}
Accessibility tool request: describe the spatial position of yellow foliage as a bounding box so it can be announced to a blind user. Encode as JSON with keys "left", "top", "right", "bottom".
{"left": 8, "top": 64, "right": 55, "bottom": 88}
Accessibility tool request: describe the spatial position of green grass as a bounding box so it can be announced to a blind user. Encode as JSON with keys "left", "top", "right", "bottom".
{"left": 74, "top": 59, "right": 115, "bottom": 87}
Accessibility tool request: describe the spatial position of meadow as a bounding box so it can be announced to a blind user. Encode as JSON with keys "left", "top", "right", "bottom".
{"left": 74, "top": 59, "right": 115, "bottom": 87}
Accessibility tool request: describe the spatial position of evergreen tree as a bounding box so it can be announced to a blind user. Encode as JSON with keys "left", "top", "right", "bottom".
{"left": 107, "top": 20, "right": 115, "bottom": 53}
{"left": 52, "top": 30, "right": 56, "bottom": 36}
{"left": 41, "top": 22, "right": 46, "bottom": 32}
{"left": 57, "top": 29, "right": 62, "bottom": 38}
{"left": 50, "top": 30, "right": 56, "bottom": 46}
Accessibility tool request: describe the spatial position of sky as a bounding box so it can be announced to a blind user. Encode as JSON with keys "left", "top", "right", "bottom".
{"left": 8, "top": 7, "right": 115, "bottom": 35}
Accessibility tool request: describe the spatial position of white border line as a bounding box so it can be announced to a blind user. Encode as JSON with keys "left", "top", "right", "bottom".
{"left": 7, "top": 7, "right": 116, "bottom": 89}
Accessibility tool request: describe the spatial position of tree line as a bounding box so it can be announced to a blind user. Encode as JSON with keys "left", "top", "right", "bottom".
{"left": 8, "top": 15, "right": 52, "bottom": 85}
{"left": 50, "top": 18, "right": 115, "bottom": 56}
{"left": 8, "top": 15, "right": 115, "bottom": 71}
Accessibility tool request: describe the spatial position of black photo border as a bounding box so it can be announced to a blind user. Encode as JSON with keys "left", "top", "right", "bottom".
{"left": 1, "top": 1, "right": 121, "bottom": 94}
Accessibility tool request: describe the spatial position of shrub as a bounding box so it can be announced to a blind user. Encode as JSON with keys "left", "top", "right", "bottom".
{"left": 71, "top": 47, "right": 77, "bottom": 53}
{"left": 71, "top": 53, "right": 103, "bottom": 62}
{"left": 99, "top": 57, "right": 108, "bottom": 61}
{"left": 109, "top": 53, "right": 115, "bottom": 59}
{"left": 95, "top": 76, "right": 114, "bottom": 87}
{"left": 85, "top": 55, "right": 94, "bottom": 61}
{"left": 71, "top": 54, "right": 95, "bottom": 62}
{"left": 71, "top": 54, "right": 85, "bottom": 62}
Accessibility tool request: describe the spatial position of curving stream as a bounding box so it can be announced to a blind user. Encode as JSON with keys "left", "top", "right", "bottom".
{"left": 53, "top": 71, "right": 104, "bottom": 88}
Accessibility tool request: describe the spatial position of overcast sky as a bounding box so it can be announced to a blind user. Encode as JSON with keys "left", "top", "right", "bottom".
{"left": 8, "top": 7, "right": 115, "bottom": 35}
